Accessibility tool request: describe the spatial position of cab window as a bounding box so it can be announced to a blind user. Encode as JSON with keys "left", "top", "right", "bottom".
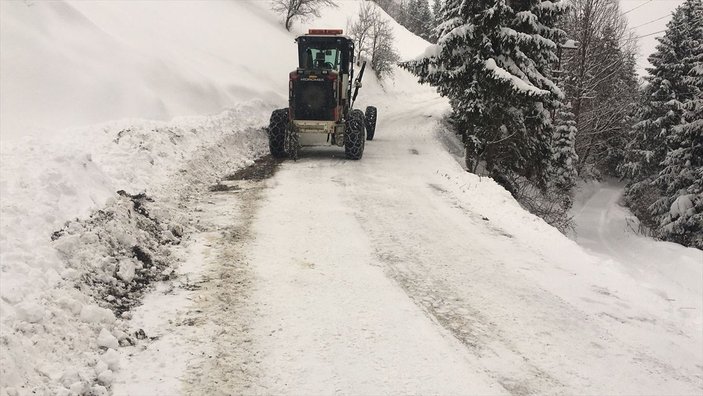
{"left": 303, "top": 47, "right": 340, "bottom": 70}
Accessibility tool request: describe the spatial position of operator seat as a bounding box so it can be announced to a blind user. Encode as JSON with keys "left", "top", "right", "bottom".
{"left": 315, "top": 52, "right": 327, "bottom": 69}
{"left": 305, "top": 49, "right": 314, "bottom": 69}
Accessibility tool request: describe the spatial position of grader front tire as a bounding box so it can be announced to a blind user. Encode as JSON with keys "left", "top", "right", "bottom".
{"left": 345, "top": 109, "right": 366, "bottom": 160}
{"left": 268, "top": 108, "right": 288, "bottom": 158}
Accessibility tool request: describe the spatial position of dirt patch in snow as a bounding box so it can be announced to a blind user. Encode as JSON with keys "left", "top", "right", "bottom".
{"left": 112, "top": 149, "right": 281, "bottom": 394}
{"left": 208, "top": 183, "right": 242, "bottom": 192}
{"left": 52, "top": 191, "right": 181, "bottom": 317}
{"left": 224, "top": 155, "right": 282, "bottom": 181}
{"left": 181, "top": 169, "right": 277, "bottom": 394}
{"left": 1, "top": 100, "right": 271, "bottom": 395}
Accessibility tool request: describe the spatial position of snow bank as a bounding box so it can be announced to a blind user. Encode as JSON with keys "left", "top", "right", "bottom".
{"left": 572, "top": 180, "right": 703, "bottom": 299}
{"left": 0, "top": 102, "right": 270, "bottom": 394}
{"left": 1, "top": 102, "right": 270, "bottom": 305}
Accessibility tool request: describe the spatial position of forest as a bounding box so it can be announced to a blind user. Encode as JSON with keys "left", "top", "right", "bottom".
{"left": 373, "top": 0, "right": 702, "bottom": 249}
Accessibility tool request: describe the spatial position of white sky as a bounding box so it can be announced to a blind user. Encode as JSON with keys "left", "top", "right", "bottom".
{"left": 622, "top": 0, "right": 685, "bottom": 76}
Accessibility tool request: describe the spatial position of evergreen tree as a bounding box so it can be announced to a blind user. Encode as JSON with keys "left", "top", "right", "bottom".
{"left": 406, "top": 0, "right": 419, "bottom": 33}
{"left": 622, "top": 0, "right": 703, "bottom": 248}
{"left": 550, "top": 102, "right": 579, "bottom": 196}
{"left": 432, "top": 0, "right": 443, "bottom": 25}
{"left": 416, "top": 0, "right": 434, "bottom": 40}
{"left": 430, "top": 0, "right": 444, "bottom": 41}
{"left": 396, "top": 0, "right": 409, "bottom": 27}
{"left": 656, "top": 94, "right": 703, "bottom": 247}
{"left": 652, "top": 0, "right": 703, "bottom": 247}
{"left": 412, "top": 0, "right": 567, "bottom": 188}
{"left": 374, "top": 0, "right": 435, "bottom": 42}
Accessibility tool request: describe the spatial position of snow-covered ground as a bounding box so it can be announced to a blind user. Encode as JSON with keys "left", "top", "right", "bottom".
{"left": 110, "top": 74, "right": 702, "bottom": 394}
{"left": 573, "top": 180, "right": 702, "bottom": 303}
{"left": 0, "top": 103, "right": 271, "bottom": 395}
{"left": 1, "top": 0, "right": 701, "bottom": 395}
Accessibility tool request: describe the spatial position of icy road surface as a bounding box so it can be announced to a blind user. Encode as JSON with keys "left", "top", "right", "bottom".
{"left": 116, "top": 90, "right": 702, "bottom": 395}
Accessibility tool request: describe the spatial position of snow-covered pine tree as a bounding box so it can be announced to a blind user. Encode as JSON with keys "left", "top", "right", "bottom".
{"left": 431, "top": 0, "right": 444, "bottom": 41}
{"left": 650, "top": 0, "right": 703, "bottom": 248}
{"left": 622, "top": 0, "right": 703, "bottom": 246}
{"left": 416, "top": 0, "right": 434, "bottom": 40}
{"left": 414, "top": 0, "right": 567, "bottom": 188}
{"left": 377, "top": 0, "right": 433, "bottom": 42}
{"left": 396, "top": 0, "right": 409, "bottom": 27}
{"left": 405, "top": 0, "right": 419, "bottom": 33}
{"left": 550, "top": 102, "right": 578, "bottom": 197}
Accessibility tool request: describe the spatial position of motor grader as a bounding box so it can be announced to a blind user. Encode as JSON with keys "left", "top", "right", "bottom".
{"left": 268, "top": 29, "right": 377, "bottom": 160}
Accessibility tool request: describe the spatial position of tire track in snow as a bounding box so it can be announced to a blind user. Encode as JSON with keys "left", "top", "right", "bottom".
{"left": 348, "top": 175, "right": 701, "bottom": 395}
{"left": 350, "top": 197, "right": 565, "bottom": 395}
{"left": 228, "top": 156, "right": 505, "bottom": 395}
{"left": 181, "top": 159, "right": 281, "bottom": 395}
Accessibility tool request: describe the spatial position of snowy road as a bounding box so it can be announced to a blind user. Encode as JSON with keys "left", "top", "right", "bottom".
{"left": 115, "top": 76, "right": 702, "bottom": 395}
{"left": 4, "top": 1, "right": 700, "bottom": 394}
{"left": 573, "top": 181, "right": 703, "bottom": 296}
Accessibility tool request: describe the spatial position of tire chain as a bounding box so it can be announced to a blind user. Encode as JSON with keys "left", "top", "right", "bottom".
{"left": 268, "top": 108, "right": 287, "bottom": 158}
{"left": 345, "top": 109, "right": 366, "bottom": 160}
{"left": 284, "top": 126, "right": 299, "bottom": 161}
{"left": 365, "top": 106, "right": 377, "bottom": 141}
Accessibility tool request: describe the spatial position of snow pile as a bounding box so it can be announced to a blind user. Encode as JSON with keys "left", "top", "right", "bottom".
{"left": 571, "top": 180, "right": 703, "bottom": 298}
{"left": 0, "top": 103, "right": 270, "bottom": 394}
{"left": 669, "top": 193, "right": 694, "bottom": 219}
{"left": 1, "top": 102, "right": 269, "bottom": 306}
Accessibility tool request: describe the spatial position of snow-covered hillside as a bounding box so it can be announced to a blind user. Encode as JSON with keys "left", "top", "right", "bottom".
{"left": 1, "top": 0, "right": 701, "bottom": 395}
{"left": 0, "top": 0, "right": 426, "bottom": 141}
{"left": 0, "top": 1, "right": 288, "bottom": 139}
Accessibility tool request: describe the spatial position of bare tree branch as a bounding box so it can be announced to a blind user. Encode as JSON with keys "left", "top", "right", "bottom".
{"left": 271, "top": 0, "right": 337, "bottom": 31}
{"left": 348, "top": 2, "right": 399, "bottom": 79}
